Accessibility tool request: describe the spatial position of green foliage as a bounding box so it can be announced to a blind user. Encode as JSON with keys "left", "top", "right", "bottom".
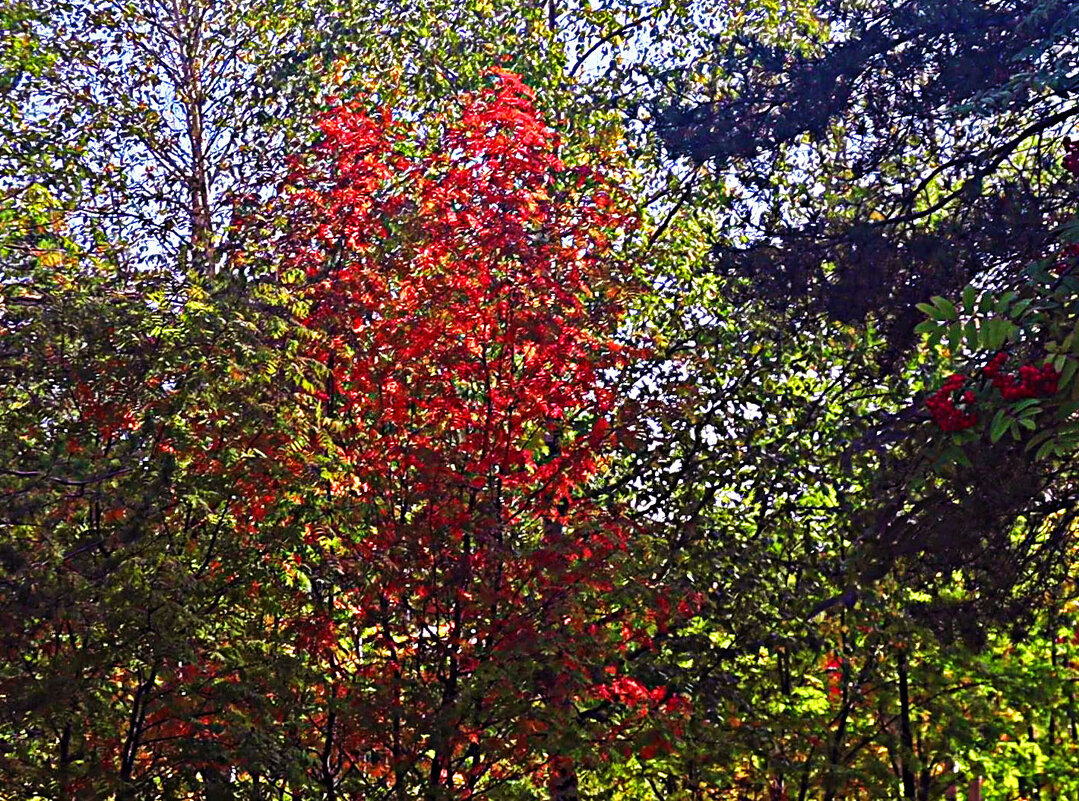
{"left": 3, "top": 1, "right": 1079, "bottom": 799}
{"left": 0, "top": 186, "right": 302, "bottom": 797}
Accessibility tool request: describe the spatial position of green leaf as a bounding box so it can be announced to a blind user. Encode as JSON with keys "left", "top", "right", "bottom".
{"left": 964, "top": 319, "right": 978, "bottom": 349}
{"left": 1011, "top": 398, "right": 1042, "bottom": 414}
{"left": 1059, "top": 357, "right": 1077, "bottom": 391}
{"left": 930, "top": 296, "right": 958, "bottom": 321}
{"left": 1035, "top": 438, "right": 1057, "bottom": 460}
{"left": 1025, "top": 428, "right": 1055, "bottom": 453}
{"left": 914, "top": 319, "right": 940, "bottom": 337}
{"left": 990, "top": 408, "right": 1009, "bottom": 443}
{"left": 994, "top": 291, "right": 1018, "bottom": 314}
{"left": 962, "top": 285, "right": 977, "bottom": 314}
{"left": 980, "top": 318, "right": 1017, "bottom": 350}
{"left": 1009, "top": 298, "right": 1035, "bottom": 320}
{"left": 948, "top": 322, "right": 963, "bottom": 353}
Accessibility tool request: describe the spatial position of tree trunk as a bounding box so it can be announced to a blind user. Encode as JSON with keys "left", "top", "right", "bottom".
{"left": 176, "top": 0, "right": 215, "bottom": 275}
{"left": 543, "top": 426, "right": 578, "bottom": 801}
{"left": 58, "top": 721, "right": 72, "bottom": 801}
{"left": 898, "top": 649, "right": 916, "bottom": 801}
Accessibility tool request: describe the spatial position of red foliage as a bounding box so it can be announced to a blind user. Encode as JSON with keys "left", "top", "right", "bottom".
{"left": 276, "top": 70, "right": 664, "bottom": 792}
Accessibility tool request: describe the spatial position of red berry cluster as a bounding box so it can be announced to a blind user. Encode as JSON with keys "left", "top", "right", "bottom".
{"left": 926, "top": 374, "right": 979, "bottom": 432}
{"left": 1066, "top": 138, "right": 1079, "bottom": 178}
{"left": 983, "top": 352, "right": 1060, "bottom": 400}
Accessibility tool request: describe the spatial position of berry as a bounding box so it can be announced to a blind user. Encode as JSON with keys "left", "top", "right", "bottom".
{"left": 925, "top": 374, "right": 978, "bottom": 432}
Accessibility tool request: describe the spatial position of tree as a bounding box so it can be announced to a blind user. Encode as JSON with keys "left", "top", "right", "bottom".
{"left": 0, "top": 0, "right": 587, "bottom": 277}
{"left": 238, "top": 69, "right": 682, "bottom": 798}
{"left": 567, "top": 0, "right": 1079, "bottom": 796}
{"left": 5, "top": 1, "right": 1079, "bottom": 797}
{"left": 656, "top": 0, "right": 1079, "bottom": 343}
{"left": 0, "top": 183, "right": 301, "bottom": 796}
{"left": 634, "top": 1, "right": 1079, "bottom": 607}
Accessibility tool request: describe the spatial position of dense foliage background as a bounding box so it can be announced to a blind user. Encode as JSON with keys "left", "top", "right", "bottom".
{"left": 2, "top": 0, "right": 1079, "bottom": 798}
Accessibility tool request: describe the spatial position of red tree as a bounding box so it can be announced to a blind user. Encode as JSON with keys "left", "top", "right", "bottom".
{"left": 272, "top": 70, "right": 678, "bottom": 797}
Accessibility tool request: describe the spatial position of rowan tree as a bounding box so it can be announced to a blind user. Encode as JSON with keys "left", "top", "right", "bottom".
{"left": 252, "top": 70, "right": 682, "bottom": 798}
